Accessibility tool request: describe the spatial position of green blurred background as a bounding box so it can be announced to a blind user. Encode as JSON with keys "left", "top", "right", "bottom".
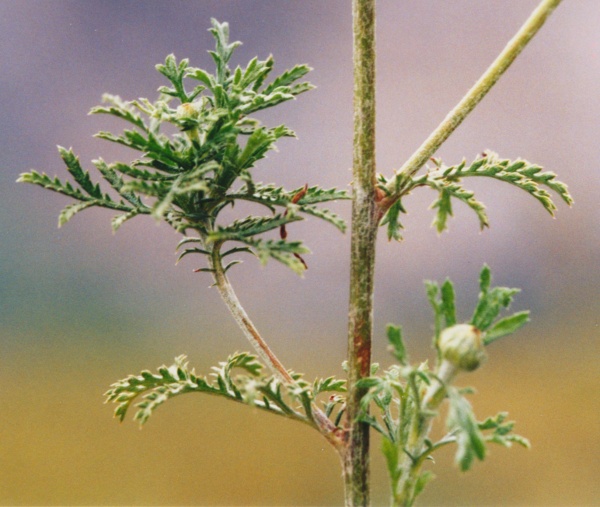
{"left": 1, "top": 1, "right": 598, "bottom": 505}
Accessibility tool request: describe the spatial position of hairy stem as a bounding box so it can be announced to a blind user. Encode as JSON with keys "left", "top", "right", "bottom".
{"left": 380, "top": 0, "right": 562, "bottom": 208}
{"left": 394, "top": 360, "right": 458, "bottom": 506}
{"left": 344, "top": 0, "right": 377, "bottom": 505}
{"left": 211, "top": 252, "right": 294, "bottom": 385}
{"left": 209, "top": 245, "right": 343, "bottom": 448}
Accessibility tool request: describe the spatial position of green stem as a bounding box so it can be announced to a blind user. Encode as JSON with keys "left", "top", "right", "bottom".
{"left": 381, "top": 0, "right": 562, "bottom": 208}
{"left": 344, "top": 0, "right": 377, "bottom": 505}
{"left": 209, "top": 244, "right": 343, "bottom": 449}
{"left": 211, "top": 247, "right": 294, "bottom": 384}
{"left": 394, "top": 360, "right": 458, "bottom": 506}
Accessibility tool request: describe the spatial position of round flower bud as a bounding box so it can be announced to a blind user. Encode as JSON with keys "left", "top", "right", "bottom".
{"left": 439, "top": 324, "right": 486, "bottom": 372}
{"left": 176, "top": 102, "right": 200, "bottom": 121}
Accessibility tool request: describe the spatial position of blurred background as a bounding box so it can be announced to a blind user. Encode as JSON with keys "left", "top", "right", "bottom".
{"left": 1, "top": 1, "right": 598, "bottom": 505}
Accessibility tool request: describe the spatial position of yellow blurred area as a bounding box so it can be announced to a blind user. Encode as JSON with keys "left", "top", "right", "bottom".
{"left": 1, "top": 320, "right": 597, "bottom": 506}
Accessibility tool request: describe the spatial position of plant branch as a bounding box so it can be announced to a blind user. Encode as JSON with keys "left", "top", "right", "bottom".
{"left": 345, "top": 0, "right": 377, "bottom": 505}
{"left": 395, "top": 360, "right": 459, "bottom": 505}
{"left": 210, "top": 244, "right": 295, "bottom": 385}
{"left": 379, "top": 0, "right": 562, "bottom": 213}
{"left": 209, "top": 242, "right": 343, "bottom": 448}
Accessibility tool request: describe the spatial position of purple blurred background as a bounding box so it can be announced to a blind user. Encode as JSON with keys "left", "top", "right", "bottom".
{"left": 1, "top": 1, "right": 598, "bottom": 505}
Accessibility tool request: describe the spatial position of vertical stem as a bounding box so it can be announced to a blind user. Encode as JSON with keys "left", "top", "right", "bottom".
{"left": 344, "top": 0, "right": 377, "bottom": 505}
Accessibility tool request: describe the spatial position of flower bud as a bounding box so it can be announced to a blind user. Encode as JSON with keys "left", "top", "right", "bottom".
{"left": 439, "top": 324, "right": 486, "bottom": 372}
{"left": 176, "top": 102, "right": 200, "bottom": 121}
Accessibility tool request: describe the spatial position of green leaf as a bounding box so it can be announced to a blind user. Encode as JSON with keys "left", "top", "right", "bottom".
{"left": 106, "top": 353, "right": 319, "bottom": 426}
{"left": 17, "top": 170, "right": 87, "bottom": 201}
{"left": 381, "top": 437, "right": 401, "bottom": 487}
{"left": 208, "top": 213, "right": 303, "bottom": 242}
{"left": 387, "top": 324, "right": 408, "bottom": 365}
{"left": 381, "top": 434, "right": 399, "bottom": 469}
{"left": 430, "top": 189, "right": 454, "bottom": 233}
{"left": 429, "top": 266, "right": 528, "bottom": 347}
{"left": 263, "top": 64, "right": 312, "bottom": 95}
{"left": 58, "top": 146, "right": 103, "bottom": 199}
{"left": 406, "top": 152, "right": 572, "bottom": 233}
{"left": 232, "top": 184, "right": 349, "bottom": 232}
{"left": 242, "top": 238, "right": 310, "bottom": 275}
{"left": 238, "top": 89, "right": 298, "bottom": 115}
{"left": 208, "top": 18, "right": 242, "bottom": 84}
{"left": 478, "top": 411, "right": 530, "bottom": 449}
{"left": 301, "top": 205, "right": 347, "bottom": 233}
{"left": 155, "top": 54, "right": 190, "bottom": 102}
{"left": 441, "top": 279, "right": 457, "bottom": 327}
{"left": 18, "top": 155, "right": 142, "bottom": 228}
{"left": 432, "top": 180, "right": 488, "bottom": 232}
{"left": 213, "top": 352, "right": 264, "bottom": 383}
{"left": 111, "top": 211, "right": 139, "bottom": 232}
{"left": 93, "top": 159, "right": 148, "bottom": 209}
{"left": 294, "top": 185, "right": 350, "bottom": 205}
{"left": 95, "top": 129, "right": 189, "bottom": 170}
{"left": 471, "top": 285, "right": 520, "bottom": 331}
{"left": 447, "top": 389, "right": 486, "bottom": 471}
{"left": 234, "top": 56, "right": 275, "bottom": 92}
{"left": 121, "top": 179, "right": 170, "bottom": 198}
{"left": 479, "top": 264, "right": 491, "bottom": 294}
{"left": 356, "top": 365, "right": 406, "bottom": 434}
{"left": 484, "top": 311, "right": 530, "bottom": 345}
{"left": 413, "top": 471, "right": 436, "bottom": 502}
{"left": 186, "top": 67, "right": 216, "bottom": 90}
{"left": 58, "top": 201, "right": 96, "bottom": 227}
{"left": 109, "top": 162, "right": 176, "bottom": 181}
{"left": 176, "top": 247, "right": 210, "bottom": 264}
{"left": 380, "top": 199, "right": 406, "bottom": 241}
{"left": 89, "top": 94, "right": 148, "bottom": 131}
{"left": 425, "top": 280, "right": 443, "bottom": 347}
{"left": 106, "top": 355, "right": 204, "bottom": 424}
{"left": 236, "top": 127, "right": 278, "bottom": 170}
{"left": 313, "top": 376, "right": 347, "bottom": 395}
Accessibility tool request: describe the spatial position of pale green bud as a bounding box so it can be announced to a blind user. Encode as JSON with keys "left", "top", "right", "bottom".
{"left": 439, "top": 324, "right": 486, "bottom": 372}
{"left": 176, "top": 103, "right": 201, "bottom": 143}
{"left": 176, "top": 102, "right": 200, "bottom": 121}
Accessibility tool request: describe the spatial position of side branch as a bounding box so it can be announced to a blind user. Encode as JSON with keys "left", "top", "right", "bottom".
{"left": 211, "top": 245, "right": 294, "bottom": 385}
{"left": 209, "top": 244, "right": 343, "bottom": 448}
{"left": 380, "top": 0, "right": 562, "bottom": 210}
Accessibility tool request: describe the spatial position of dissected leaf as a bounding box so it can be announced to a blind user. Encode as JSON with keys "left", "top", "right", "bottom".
{"left": 59, "top": 146, "right": 103, "bottom": 199}
{"left": 398, "top": 152, "right": 572, "bottom": 235}
{"left": 447, "top": 389, "right": 486, "bottom": 471}
{"left": 381, "top": 199, "right": 406, "bottom": 241}
{"left": 106, "top": 353, "right": 330, "bottom": 426}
